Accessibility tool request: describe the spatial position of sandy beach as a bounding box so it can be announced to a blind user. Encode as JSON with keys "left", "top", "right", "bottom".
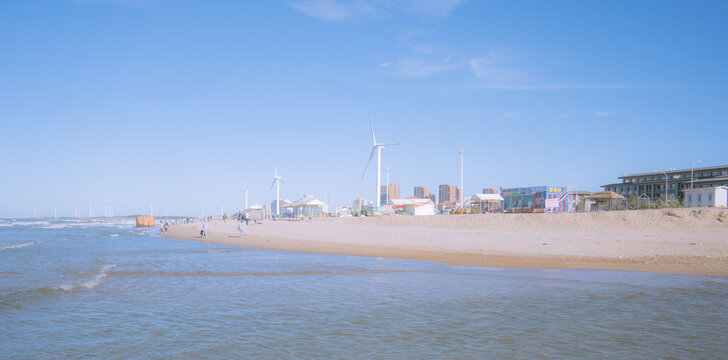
{"left": 168, "top": 208, "right": 728, "bottom": 276}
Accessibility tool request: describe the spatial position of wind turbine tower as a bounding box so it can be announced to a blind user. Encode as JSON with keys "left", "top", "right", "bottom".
{"left": 362, "top": 120, "right": 399, "bottom": 208}
{"left": 270, "top": 168, "right": 283, "bottom": 216}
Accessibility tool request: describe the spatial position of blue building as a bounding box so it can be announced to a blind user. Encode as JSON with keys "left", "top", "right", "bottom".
{"left": 501, "top": 186, "right": 568, "bottom": 213}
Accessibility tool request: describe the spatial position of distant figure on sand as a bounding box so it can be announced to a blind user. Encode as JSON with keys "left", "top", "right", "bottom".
{"left": 244, "top": 210, "right": 250, "bottom": 226}
{"left": 201, "top": 221, "right": 208, "bottom": 238}
{"left": 238, "top": 221, "right": 246, "bottom": 237}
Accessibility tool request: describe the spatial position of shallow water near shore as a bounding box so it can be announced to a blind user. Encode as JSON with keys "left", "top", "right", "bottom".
{"left": 1, "top": 218, "right": 727, "bottom": 359}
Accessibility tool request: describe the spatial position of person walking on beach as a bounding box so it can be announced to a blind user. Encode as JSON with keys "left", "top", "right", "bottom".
{"left": 244, "top": 210, "right": 250, "bottom": 226}
{"left": 237, "top": 221, "right": 246, "bottom": 237}
{"left": 202, "top": 221, "right": 208, "bottom": 238}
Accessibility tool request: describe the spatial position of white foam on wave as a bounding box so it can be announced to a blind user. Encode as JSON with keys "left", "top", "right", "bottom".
{"left": 0, "top": 241, "right": 43, "bottom": 252}
{"left": 109, "top": 234, "right": 120, "bottom": 237}
{"left": 12, "top": 221, "right": 50, "bottom": 227}
{"left": 57, "top": 264, "right": 116, "bottom": 291}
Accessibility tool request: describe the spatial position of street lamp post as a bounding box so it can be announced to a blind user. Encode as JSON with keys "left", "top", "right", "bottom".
{"left": 660, "top": 170, "right": 669, "bottom": 207}
{"left": 385, "top": 168, "right": 390, "bottom": 205}
{"left": 568, "top": 173, "right": 578, "bottom": 213}
{"left": 691, "top": 160, "right": 702, "bottom": 189}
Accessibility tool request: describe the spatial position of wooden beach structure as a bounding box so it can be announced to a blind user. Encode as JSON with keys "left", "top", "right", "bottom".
{"left": 584, "top": 191, "right": 626, "bottom": 212}
{"left": 136, "top": 216, "right": 155, "bottom": 227}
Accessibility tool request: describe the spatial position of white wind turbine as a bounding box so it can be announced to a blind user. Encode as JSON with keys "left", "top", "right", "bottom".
{"left": 361, "top": 120, "right": 399, "bottom": 208}
{"left": 270, "top": 168, "right": 283, "bottom": 216}
{"left": 242, "top": 184, "right": 250, "bottom": 210}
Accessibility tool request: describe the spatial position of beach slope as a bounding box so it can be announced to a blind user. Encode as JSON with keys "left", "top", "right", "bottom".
{"left": 168, "top": 208, "right": 728, "bottom": 276}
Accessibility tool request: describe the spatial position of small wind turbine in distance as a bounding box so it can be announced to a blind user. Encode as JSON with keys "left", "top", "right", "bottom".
{"left": 243, "top": 184, "right": 250, "bottom": 210}
{"left": 270, "top": 168, "right": 283, "bottom": 216}
{"left": 361, "top": 118, "right": 399, "bottom": 208}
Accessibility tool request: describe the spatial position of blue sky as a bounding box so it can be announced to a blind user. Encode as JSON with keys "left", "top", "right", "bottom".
{"left": 1, "top": 0, "right": 726, "bottom": 217}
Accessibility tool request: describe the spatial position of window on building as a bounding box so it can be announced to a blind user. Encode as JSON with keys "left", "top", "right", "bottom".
{"left": 708, "top": 193, "right": 713, "bottom": 202}
{"left": 688, "top": 194, "right": 692, "bottom": 202}
{"left": 698, "top": 194, "right": 702, "bottom": 202}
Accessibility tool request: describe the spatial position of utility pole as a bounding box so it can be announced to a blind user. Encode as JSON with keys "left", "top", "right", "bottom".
{"left": 385, "top": 168, "right": 390, "bottom": 205}
{"left": 459, "top": 149, "right": 466, "bottom": 209}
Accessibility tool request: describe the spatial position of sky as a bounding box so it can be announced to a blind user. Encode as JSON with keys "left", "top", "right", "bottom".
{"left": 0, "top": 0, "right": 727, "bottom": 217}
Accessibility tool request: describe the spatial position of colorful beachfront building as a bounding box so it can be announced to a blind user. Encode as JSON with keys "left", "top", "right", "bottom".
{"left": 500, "top": 186, "right": 568, "bottom": 213}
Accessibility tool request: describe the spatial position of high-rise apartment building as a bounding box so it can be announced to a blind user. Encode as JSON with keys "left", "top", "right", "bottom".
{"left": 380, "top": 183, "right": 400, "bottom": 205}
{"left": 352, "top": 198, "right": 371, "bottom": 211}
{"left": 439, "top": 184, "right": 455, "bottom": 204}
{"left": 414, "top": 186, "right": 429, "bottom": 199}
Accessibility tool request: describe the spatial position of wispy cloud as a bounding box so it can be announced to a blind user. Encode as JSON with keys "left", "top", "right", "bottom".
{"left": 469, "top": 53, "right": 525, "bottom": 84}
{"left": 73, "top": 0, "right": 160, "bottom": 5}
{"left": 381, "top": 58, "right": 467, "bottom": 78}
{"left": 595, "top": 111, "right": 613, "bottom": 117}
{"left": 555, "top": 112, "right": 574, "bottom": 118}
{"left": 288, "top": 0, "right": 464, "bottom": 21}
{"left": 288, "top": 0, "right": 363, "bottom": 21}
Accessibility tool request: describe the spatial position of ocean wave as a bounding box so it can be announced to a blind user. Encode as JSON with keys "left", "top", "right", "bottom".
{"left": 57, "top": 264, "right": 116, "bottom": 291}
{"left": 0, "top": 241, "right": 43, "bottom": 252}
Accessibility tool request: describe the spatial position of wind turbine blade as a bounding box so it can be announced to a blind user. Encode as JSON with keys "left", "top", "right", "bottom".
{"left": 269, "top": 179, "right": 276, "bottom": 193}
{"left": 369, "top": 118, "right": 377, "bottom": 145}
{"left": 378, "top": 142, "right": 399, "bottom": 146}
{"left": 361, "top": 147, "right": 376, "bottom": 181}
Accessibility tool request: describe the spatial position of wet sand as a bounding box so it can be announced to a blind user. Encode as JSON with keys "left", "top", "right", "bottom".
{"left": 168, "top": 208, "right": 728, "bottom": 276}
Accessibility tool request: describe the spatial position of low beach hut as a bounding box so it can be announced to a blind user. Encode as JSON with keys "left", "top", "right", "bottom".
{"left": 470, "top": 194, "right": 504, "bottom": 213}
{"left": 283, "top": 196, "right": 329, "bottom": 218}
{"left": 584, "top": 191, "right": 626, "bottom": 211}
{"left": 246, "top": 204, "right": 265, "bottom": 221}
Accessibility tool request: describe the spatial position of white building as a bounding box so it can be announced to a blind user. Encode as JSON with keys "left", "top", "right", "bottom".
{"left": 683, "top": 186, "right": 727, "bottom": 208}
{"left": 390, "top": 199, "right": 435, "bottom": 216}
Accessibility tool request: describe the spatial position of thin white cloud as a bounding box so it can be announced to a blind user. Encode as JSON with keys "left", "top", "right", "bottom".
{"left": 502, "top": 112, "right": 521, "bottom": 118}
{"left": 378, "top": 62, "right": 394, "bottom": 68}
{"left": 382, "top": 58, "right": 467, "bottom": 78}
{"left": 469, "top": 54, "right": 525, "bottom": 84}
{"left": 73, "top": 0, "right": 160, "bottom": 5}
{"left": 468, "top": 54, "right": 644, "bottom": 90}
{"left": 288, "top": 0, "right": 360, "bottom": 21}
{"left": 288, "top": 0, "right": 464, "bottom": 21}
{"left": 595, "top": 111, "right": 613, "bottom": 117}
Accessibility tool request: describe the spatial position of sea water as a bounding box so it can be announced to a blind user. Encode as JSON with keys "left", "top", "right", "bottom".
{"left": 1, "top": 218, "right": 727, "bottom": 359}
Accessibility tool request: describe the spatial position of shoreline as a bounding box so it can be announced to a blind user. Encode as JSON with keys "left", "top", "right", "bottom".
{"left": 167, "top": 208, "right": 728, "bottom": 276}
